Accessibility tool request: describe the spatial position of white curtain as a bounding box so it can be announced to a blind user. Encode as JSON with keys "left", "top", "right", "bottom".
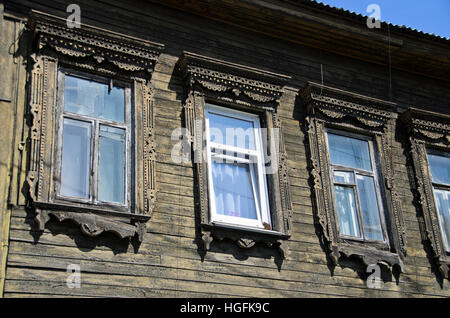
{"left": 212, "top": 162, "right": 257, "bottom": 220}
{"left": 435, "top": 189, "right": 450, "bottom": 251}
{"left": 334, "top": 185, "right": 360, "bottom": 238}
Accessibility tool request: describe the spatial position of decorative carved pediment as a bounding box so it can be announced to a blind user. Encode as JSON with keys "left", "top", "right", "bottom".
{"left": 300, "top": 82, "right": 396, "bottom": 129}
{"left": 401, "top": 108, "right": 450, "bottom": 278}
{"left": 28, "top": 10, "right": 164, "bottom": 76}
{"left": 178, "top": 51, "right": 290, "bottom": 108}
{"left": 302, "top": 82, "right": 406, "bottom": 276}
{"left": 25, "top": 11, "right": 163, "bottom": 243}
{"left": 178, "top": 51, "right": 294, "bottom": 257}
{"left": 401, "top": 108, "right": 450, "bottom": 145}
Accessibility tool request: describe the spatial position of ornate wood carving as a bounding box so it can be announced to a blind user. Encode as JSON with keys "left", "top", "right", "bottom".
{"left": 177, "top": 51, "right": 288, "bottom": 109}
{"left": 136, "top": 79, "right": 157, "bottom": 217}
{"left": 301, "top": 82, "right": 407, "bottom": 273}
{"left": 36, "top": 209, "right": 138, "bottom": 239}
{"left": 177, "top": 51, "right": 293, "bottom": 257}
{"left": 28, "top": 11, "right": 161, "bottom": 76}
{"left": 401, "top": 108, "right": 450, "bottom": 278}
{"left": 26, "top": 11, "right": 163, "bottom": 242}
{"left": 200, "top": 225, "right": 289, "bottom": 259}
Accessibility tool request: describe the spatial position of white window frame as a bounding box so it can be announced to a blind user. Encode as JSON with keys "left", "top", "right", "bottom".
{"left": 204, "top": 104, "right": 271, "bottom": 229}
{"left": 325, "top": 128, "right": 388, "bottom": 243}
{"left": 426, "top": 150, "right": 450, "bottom": 252}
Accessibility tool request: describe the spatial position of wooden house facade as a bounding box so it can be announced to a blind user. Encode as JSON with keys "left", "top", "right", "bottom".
{"left": 0, "top": 0, "right": 449, "bottom": 297}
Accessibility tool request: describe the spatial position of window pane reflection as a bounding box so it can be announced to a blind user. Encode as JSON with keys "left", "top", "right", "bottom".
{"left": 328, "top": 133, "right": 372, "bottom": 171}
{"left": 208, "top": 111, "right": 255, "bottom": 150}
{"left": 60, "top": 118, "right": 91, "bottom": 198}
{"left": 428, "top": 154, "right": 450, "bottom": 186}
{"left": 357, "top": 175, "right": 383, "bottom": 241}
{"left": 64, "top": 75, "right": 125, "bottom": 123}
{"left": 98, "top": 126, "right": 126, "bottom": 204}
{"left": 334, "top": 185, "right": 361, "bottom": 238}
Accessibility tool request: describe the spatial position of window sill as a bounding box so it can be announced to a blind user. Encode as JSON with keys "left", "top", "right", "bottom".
{"left": 211, "top": 221, "right": 287, "bottom": 238}
{"left": 34, "top": 201, "right": 148, "bottom": 220}
{"left": 338, "top": 236, "right": 391, "bottom": 251}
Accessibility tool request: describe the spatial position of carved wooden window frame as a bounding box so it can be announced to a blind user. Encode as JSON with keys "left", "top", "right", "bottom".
{"left": 325, "top": 129, "right": 390, "bottom": 244}
{"left": 301, "top": 82, "right": 407, "bottom": 273}
{"left": 401, "top": 108, "right": 450, "bottom": 278}
{"left": 177, "top": 52, "right": 295, "bottom": 258}
{"left": 26, "top": 11, "right": 164, "bottom": 242}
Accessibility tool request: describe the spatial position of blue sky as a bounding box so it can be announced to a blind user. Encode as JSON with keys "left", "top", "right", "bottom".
{"left": 316, "top": 0, "right": 450, "bottom": 39}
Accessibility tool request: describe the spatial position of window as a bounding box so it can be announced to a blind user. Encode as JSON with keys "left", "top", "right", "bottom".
{"left": 55, "top": 71, "right": 132, "bottom": 211}
{"left": 205, "top": 105, "right": 270, "bottom": 229}
{"left": 178, "top": 51, "right": 294, "bottom": 256}
{"left": 26, "top": 12, "right": 163, "bottom": 242}
{"left": 401, "top": 107, "right": 450, "bottom": 278}
{"left": 302, "top": 82, "right": 406, "bottom": 273}
{"left": 326, "top": 131, "right": 386, "bottom": 243}
{"left": 427, "top": 152, "right": 450, "bottom": 252}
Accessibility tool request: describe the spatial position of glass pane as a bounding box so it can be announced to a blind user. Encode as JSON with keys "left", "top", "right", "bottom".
{"left": 327, "top": 133, "right": 372, "bottom": 171}
{"left": 334, "top": 185, "right": 361, "bottom": 238}
{"left": 211, "top": 161, "right": 258, "bottom": 220}
{"left": 208, "top": 111, "right": 255, "bottom": 150}
{"left": 60, "top": 118, "right": 91, "bottom": 198}
{"left": 64, "top": 75, "right": 125, "bottom": 123}
{"left": 434, "top": 189, "right": 450, "bottom": 252}
{"left": 334, "top": 171, "right": 354, "bottom": 184}
{"left": 98, "top": 125, "right": 126, "bottom": 204}
{"left": 356, "top": 175, "right": 384, "bottom": 241}
{"left": 427, "top": 153, "right": 450, "bottom": 186}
